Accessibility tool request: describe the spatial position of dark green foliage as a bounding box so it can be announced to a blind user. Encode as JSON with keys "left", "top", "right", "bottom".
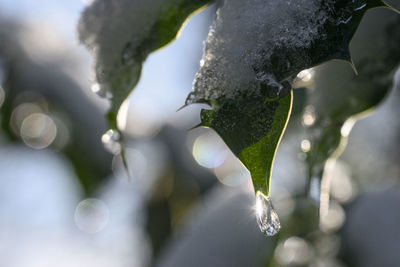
{"left": 303, "top": 9, "right": 400, "bottom": 180}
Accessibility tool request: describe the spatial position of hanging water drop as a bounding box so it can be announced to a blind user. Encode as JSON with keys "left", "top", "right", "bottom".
{"left": 101, "top": 129, "right": 122, "bottom": 155}
{"left": 91, "top": 83, "right": 113, "bottom": 99}
{"left": 255, "top": 191, "right": 281, "bottom": 236}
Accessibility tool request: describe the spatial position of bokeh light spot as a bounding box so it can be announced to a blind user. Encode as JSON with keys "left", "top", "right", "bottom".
{"left": 74, "top": 198, "right": 110, "bottom": 234}
{"left": 320, "top": 201, "right": 345, "bottom": 233}
{"left": 20, "top": 113, "right": 57, "bottom": 149}
{"left": 302, "top": 105, "right": 316, "bottom": 126}
{"left": 192, "top": 131, "right": 228, "bottom": 169}
{"left": 275, "top": 236, "right": 313, "bottom": 266}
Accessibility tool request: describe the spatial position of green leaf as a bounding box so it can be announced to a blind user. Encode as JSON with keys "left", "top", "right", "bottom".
{"left": 201, "top": 92, "right": 292, "bottom": 196}
{"left": 78, "top": 0, "right": 213, "bottom": 129}
{"left": 188, "top": 0, "right": 396, "bottom": 195}
{"left": 301, "top": 8, "right": 400, "bottom": 179}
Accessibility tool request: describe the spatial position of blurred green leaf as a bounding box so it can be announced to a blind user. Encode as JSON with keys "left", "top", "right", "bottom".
{"left": 302, "top": 9, "right": 400, "bottom": 180}
{"left": 79, "top": 0, "right": 213, "bottom": 129}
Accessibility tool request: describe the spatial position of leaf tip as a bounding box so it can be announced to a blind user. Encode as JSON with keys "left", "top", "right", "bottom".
{"left": 176, "top": 103, "right": 188, "bottom": 112}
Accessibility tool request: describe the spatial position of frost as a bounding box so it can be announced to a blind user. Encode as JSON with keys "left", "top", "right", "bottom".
{"left": 189, "top": 0, "right": 380, "bottom": 104}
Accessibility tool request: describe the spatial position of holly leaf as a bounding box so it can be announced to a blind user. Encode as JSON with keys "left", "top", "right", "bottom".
{"left": 301, "top": 8, "right": 400, "bottom": 180}
{"left": 200, "top": 92, "right": 292, "bottom": 196}
{"left": 78, "top": 0, "right": 213, "bottom": 129}
{"left": 188, "top": 0, "right": 394, "bottom": 195}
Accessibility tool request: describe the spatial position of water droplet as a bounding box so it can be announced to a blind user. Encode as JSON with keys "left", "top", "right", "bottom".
{"left": 91, "top": 83, "right": 113, "bottom": 99}
{"left": 255, "top": 191, "right": 281, "bottom": 236}
{"left": 102, "top": 129, "right": 122, "bottom": 155}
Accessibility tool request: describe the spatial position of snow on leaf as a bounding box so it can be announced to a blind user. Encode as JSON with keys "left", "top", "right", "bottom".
{"left": 188, "top": 0, "right": 389, "bottom": 105}
{"left": 188, "top": 0, "right": 392, "bottom": 195}
{"left": 78, "top": 0, "right": 212, "bottom": 128}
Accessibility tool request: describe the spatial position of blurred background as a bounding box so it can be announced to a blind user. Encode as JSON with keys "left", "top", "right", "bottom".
{"left": 0, "top": 1, "right": 400, "bottom": 267}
